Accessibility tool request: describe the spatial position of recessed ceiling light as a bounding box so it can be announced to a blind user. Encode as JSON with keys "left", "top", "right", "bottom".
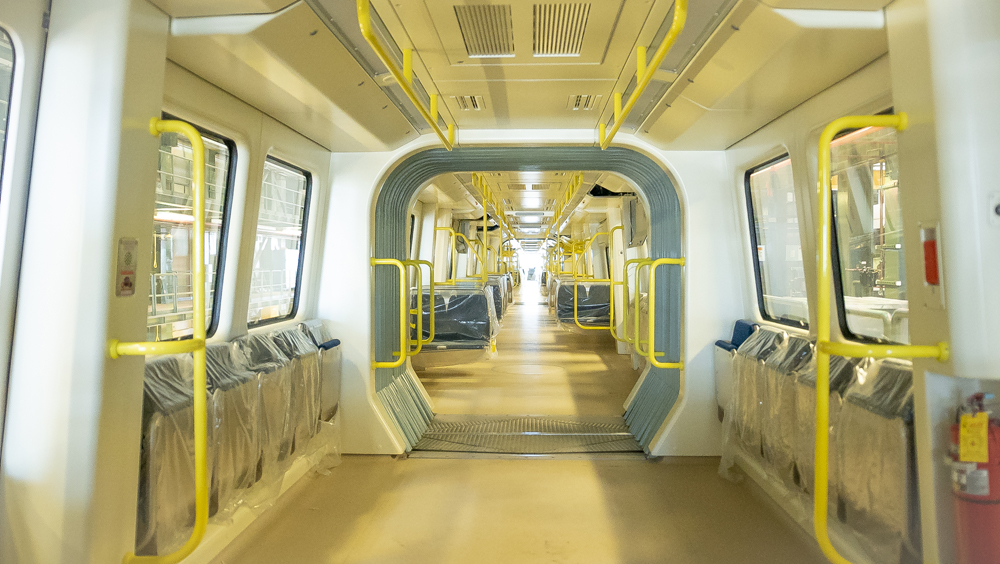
{"left": 521, "top": 215, "right": 541, "bottom": 223}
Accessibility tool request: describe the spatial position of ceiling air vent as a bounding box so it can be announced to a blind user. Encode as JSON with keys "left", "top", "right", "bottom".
{"left": 452, "top": 95, "right": 485, "bottom": 111}
{"left": 533, "top": 4, "right": 590, "bottom": 57}
{"left": 566, "top": 94, "right": 601, "bottom": 111}
{"left": 454, "top": 5, "right": 515, "bottom": 58}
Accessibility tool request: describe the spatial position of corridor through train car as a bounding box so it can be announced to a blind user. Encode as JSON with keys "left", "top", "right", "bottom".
{"left": 1, "top": 0, "right": 999, "bottom": 563}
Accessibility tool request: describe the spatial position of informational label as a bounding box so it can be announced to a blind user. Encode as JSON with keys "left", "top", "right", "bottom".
{"left": 960, "top": 412, "right": 989, "bottom": 463}
{"left": 953, "top": 461, "right": 990, "bottom": 497}
{"left": 116, "top": 237, "right": 138, "bottom": 297}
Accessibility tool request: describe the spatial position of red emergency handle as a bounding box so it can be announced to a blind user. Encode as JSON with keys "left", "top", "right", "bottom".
{"left": 951, "top": 422, "right": 1000, "bottom": 564}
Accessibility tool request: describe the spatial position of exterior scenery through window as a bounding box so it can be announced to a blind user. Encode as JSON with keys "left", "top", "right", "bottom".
{"left": 746, "top": 155, "right": 808, "bottom": 327}
{"left": 831, "top": 125, "right": 908, "bottom": 343}
{"left": 0, "top": 30, "right": 15, "bottom": 186}
{"left": 148, "top": 128, "right": 232, "bottom": 341}
{"left": 247, "top": 157, "right": 310, "bottom": 325}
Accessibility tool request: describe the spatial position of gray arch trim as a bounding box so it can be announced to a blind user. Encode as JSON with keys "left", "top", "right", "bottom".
{"left": 372, "top": 146, "right": 682, "bottom": 449}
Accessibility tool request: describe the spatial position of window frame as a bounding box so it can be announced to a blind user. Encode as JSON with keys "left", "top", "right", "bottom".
{"left": 828, "top": 111, "right": 902, "bottom": 345}
{"left": 246, "top": 154, "right": 312, "bottom": 329}
{"left": 0, "top": 29, "right": 17, "bottom": 194}
{"left": 743, "top": 153, "right": 808, "bottom": 329}
{"left": 158, "top": 112, "right": 238, "bottom": 340}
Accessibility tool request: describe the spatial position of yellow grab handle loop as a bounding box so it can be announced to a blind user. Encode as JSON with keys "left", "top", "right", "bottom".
{"left": 646, "top": 258, "right": 685, "bottom": 369}
{"left": 600, "top": 0, "right": 686, "bottom": 149}
{"left": 358, "top": 0, "right": 455, "bottom": 149}
{"left": 116, "top": 118, "right": 209, "bottom": 564}
{"left": 812, "top": 113, "right": 947, "bottom": 564}
{"left": 372, "top": 258, "right": 409, "bottom": 368}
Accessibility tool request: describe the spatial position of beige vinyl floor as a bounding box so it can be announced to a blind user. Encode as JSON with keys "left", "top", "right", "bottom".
{"left": 211, "top": 280, "right": 827, "bottom": 564}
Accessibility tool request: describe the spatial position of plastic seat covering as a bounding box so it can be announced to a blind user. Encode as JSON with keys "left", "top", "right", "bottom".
{"left": 556, "top": 281, "right": 611, "bottom": 326}
{"left": 271, "top": 329, "right": 322, "bottom": 457}
{"left": 733, "top": 328, "right": 786, "bottom": 456}
{"left": 836, "top": 359, "right": 918, "bottom": 562}
{"left": 204, "top": 342, "right": 259, "bottom": 519}
{"left": 412, "top": 286, "right": 499, "bottom": 349}
{"left": 301, "top": 320, "right": 342, "bottom": 422}
{"left": 760, "top": 337, "right": 813, "bottom": 484}
{"left": 235, "top": 334, "right": 293, "bottom": 473}
{"left": 136, "top": 354, "right": 215, "bottom": 556}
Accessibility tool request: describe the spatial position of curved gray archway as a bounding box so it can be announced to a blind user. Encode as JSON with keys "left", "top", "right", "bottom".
{"left": 372, "top": 146, "right": 682, "bottom": 450}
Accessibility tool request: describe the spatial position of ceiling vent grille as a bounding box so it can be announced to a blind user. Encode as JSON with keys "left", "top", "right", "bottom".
{"left": 454, "top": 5, "right": 515, "bottom": 58}
{"left": 566, "top": 94, "right": 601, "bottom": 111}
{"left": 452, "top": 95, "right": 485, "bottom": 111}
{"left": 533, "top": 4, "right": 590, "bottom": 57}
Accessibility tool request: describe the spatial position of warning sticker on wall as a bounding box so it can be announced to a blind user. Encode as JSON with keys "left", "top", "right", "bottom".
{"left": 116, "top": 237, "right": 138, "bottom": 297}
{"left": 953, "top": 462, "right": 990, "bottom": 497}
{"left": 960, "top": 412, "right": 990, "bottom": 463}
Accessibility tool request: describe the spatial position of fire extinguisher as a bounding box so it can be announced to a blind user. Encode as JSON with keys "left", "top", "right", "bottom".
{"left": 950, "top": 393, "right": 1000, "bottom": 564}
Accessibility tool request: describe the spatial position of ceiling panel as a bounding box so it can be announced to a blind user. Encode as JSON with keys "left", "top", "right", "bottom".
{"left": 642, "top": 3, "right": 888, "bottom": 149}
{"left": 149, "top": 0, "right": 290, "bottom": 18}
{"left": 166, "top": 3, "right": 417, "bottom": 151}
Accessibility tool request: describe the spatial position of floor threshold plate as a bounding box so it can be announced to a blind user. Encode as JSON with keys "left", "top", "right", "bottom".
{"left": 413, "top": 414, "right": 643, "bottom": 454}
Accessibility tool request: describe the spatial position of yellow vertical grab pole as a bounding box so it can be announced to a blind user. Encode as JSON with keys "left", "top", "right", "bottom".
{"left": 111, "top": 118, "right": 208, "bottom": 564}
{"left": 410, "top": 259, "right": 435, "bottom": 344}
{"left": 811, "top": 113, "right": 947, "bottom": 564}
{"left": 371, "top": 258, "right": 408, "bottom": 368}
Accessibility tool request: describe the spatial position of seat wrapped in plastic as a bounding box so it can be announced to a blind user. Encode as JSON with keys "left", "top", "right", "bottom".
{"left": 486, "top": 275, "right": 508, "bottom": 321}
{"left": 732, "top": 328, "right": 786, "bottom": 457}
{"left": 412, "top": 285, "right": 499, "bottom": 349}
{"left": 271, "top": 329, "right": 322, "bottom": 457}
{"left": 204, "top": 342, "right": 259, "bottom": 519}
{"left": 235, "top": 334, "right": 293, "bottom": 476}
{"left": 760, "top": 337, "right": 813, "bottom": 484}
{"left": 540, "top": 271, "right": 549, "bottom": 296}
{"left": 793, "top": 355, "right": 862, "bottom": 496}
{"left": 135, "top": 354, "right": 214, "bottom": 556}
{"left": 556, "top": 280, "right": 611, "bottom": 328}
{"left": 836, "top": 359, "right": 919, "bottom": 563}
{"left": 300, "top": 319, "right": 342, "bottom": 422}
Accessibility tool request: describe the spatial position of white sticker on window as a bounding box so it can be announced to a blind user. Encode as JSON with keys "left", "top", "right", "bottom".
{"left": 116, "top": 237, "right": 138, "bottom": 297}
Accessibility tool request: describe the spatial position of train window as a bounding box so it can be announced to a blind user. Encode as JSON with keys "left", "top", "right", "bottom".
{"left": 830, "top": 125, "right": 908, "bottom": 343}
{"left": 247, "top": 156, "right": 311, "bottom": 326}
{"left": 148, "top": 123, "right": 235, "bottom": 341}
{"left": 0, "top": 30, "right": 14, "bottom": 186}
{"left": 745, "top": 155, "right": 808, "bottom": 328}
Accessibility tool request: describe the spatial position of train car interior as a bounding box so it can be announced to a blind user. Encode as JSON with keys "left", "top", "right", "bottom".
{"left": 0, "top": 0, "right": 998, "bottom": 563}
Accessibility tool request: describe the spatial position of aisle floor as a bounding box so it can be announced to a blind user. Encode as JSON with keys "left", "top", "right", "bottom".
{"left": 211, "top": 455, "right": 827, "bottom": 564}
{"left": 417, "top": 281, "right": 639, "bottom": 416}
{"left": 210, "top": 280, "right": 827, "bottom": 564}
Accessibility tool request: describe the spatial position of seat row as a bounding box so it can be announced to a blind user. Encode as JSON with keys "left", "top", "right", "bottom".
{"left": 717, "top": 324, "right": 919, "bottom": 564}
{"left": 544, "top": 273, "right": 612, "bottom": 331}
{"left": 135, "top": 321, "right": 342, "bottom": 556}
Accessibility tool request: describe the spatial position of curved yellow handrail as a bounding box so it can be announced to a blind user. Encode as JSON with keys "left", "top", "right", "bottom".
{"left": 405, "top": 261, "right": 423, "bottom": 355}
{"left": 372, "top": 258, "right": 408, "bottom": 368}
{"left": 407, "top": 259, "right": 435, "bottom": 346}
{"left": 646, "top": 257, "right": 684, "bottom": 369}
{"left": 599, "top": 0, "right": 687, "bottom": 149}
{"left": 114, "top": 118, "right": 208, "bottom": 564}
{"left": 357, "top": 0, "right": 455, "bottom": 149}
{"left": 632, "top": 259, "right": 652, "bottom": 357}
{"left": 812, "top": 113, "right": 947, "bottom": 564}
{"left": 621, "top": 257, "right": 649, "bottom": 346}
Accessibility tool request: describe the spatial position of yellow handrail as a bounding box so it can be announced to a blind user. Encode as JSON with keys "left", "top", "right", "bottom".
{"left": 409, "top": 259, "right": 435, "bottom": 344}
{"left": 405, "top": 261, "right": 423, "bottom": 355}
{"left": 434, "top": 227, "right": 458, "bottom": 282}
{"left": 812, "top": 113, "right": 947, "bottom": 564}
{"left": 113, "top": 118, "right": 208, "bottom": 564}
{"left": 607, "top": 226, "right": 628, "bottom": 343}
{"left": 357, "top": 0, "right": 455, "bottom": 150}
{"left": 372, "top": 258, "right": 408, "bottom": 368}
{"left": 632, "top": 259, "right": 652, "bottom": 356}
{"left": 646, "top": 257, "right": 684, "bottom": 369}
{"left": 621, "top": 257, "right": 649, "bottom": 346}
{"left": 599, "top": 0, "right": 687, "bottom": 149}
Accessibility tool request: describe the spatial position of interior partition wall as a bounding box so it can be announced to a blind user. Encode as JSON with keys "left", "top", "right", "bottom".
{"left": 371, "top": 146, "right": 682, "bottom": 450}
